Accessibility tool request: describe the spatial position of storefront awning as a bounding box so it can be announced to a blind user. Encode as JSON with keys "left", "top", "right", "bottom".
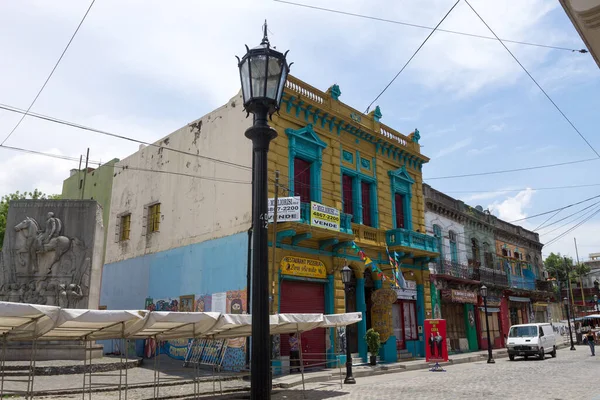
{"left": 509, "top": 296, "right": 530, "bottom": 303}
{"left": 484, "top": 307, "right": 500, "bottom": 313}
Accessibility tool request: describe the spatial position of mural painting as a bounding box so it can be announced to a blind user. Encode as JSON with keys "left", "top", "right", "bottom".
{"left": 143, "top": 289, "right": 248, "bottom": 371}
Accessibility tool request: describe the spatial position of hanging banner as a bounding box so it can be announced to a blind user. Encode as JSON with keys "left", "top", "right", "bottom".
{"left": 268, "top": 196, "right": 301, "bottom": 222}
{"left": 310, "top": 201, "right": 340, "bottom": 231}
{"left": 425, "top": 319, "right": 448, "bottom": 362}
{"left": 280, "top": 256, "right": 327, "bottom": 279}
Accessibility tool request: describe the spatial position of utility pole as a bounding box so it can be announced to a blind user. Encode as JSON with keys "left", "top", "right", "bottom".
{"left": 270, "top": 170, "right": 279, "bottom": 314}
{"left": 81, "top": 148, "right": 90, "bottom": 200}
{"left": 574, "top": 238, "right": 585, "bottom": 308}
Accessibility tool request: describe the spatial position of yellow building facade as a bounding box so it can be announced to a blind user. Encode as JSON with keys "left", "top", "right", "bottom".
{"left": 265, "top": 75, "right": 438, "bottom": 363}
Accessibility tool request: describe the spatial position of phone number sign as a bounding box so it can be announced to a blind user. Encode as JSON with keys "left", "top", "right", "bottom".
{"left": 310, "top": 201, "right": 340, "bottom": 232}
{"left": 268, "top": 196, "right": 301, "bottom": 222}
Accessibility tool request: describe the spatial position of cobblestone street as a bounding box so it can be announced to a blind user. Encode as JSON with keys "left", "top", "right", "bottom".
{"left": 18, "top": 347, "right": 599, "bottom": 399}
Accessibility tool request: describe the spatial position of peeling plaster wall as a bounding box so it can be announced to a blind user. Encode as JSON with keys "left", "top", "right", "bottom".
{"left": 105, "top": 91, "right": 253, "bottom": 264}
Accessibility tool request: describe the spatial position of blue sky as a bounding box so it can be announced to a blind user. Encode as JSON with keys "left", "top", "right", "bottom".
{"left": 0, "top": 0, "right": 599, "bottom": 259}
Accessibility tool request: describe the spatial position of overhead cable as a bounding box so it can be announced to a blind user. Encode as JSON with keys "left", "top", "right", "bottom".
{"left": 1, "top": 0, "right": 96, "bottom": 145}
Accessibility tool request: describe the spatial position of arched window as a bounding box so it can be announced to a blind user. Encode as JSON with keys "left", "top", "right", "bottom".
{"left": 433, "top": 225, "right": 443, "bottom": 261}
{"left": 471, "top": 238, "right": 480, "bottom": 266}
{"left": 502, "top": 248, "right": 508, "bottom": 257}
{"left": 449, "top": 230, "right": 458, "bottom": 264}
{"left": 483, "top": 242, "right": 493, "bottom": 269}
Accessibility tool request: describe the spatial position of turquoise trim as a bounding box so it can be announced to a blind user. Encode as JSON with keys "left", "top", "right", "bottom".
{"left": 326, "top": 274, "right": 336, "bottom": 366}
{"left": 319, "top": 238, "right": 339, "bottom": 250}
{"left": 379, "top": 335, "right": 398, "bottom": 362}
{"left": 276, "top": 229, "right": 296, "bottom": 243}
{"left": 416, "top": 284, "right": 425, "bottom": 357}
{"left": 371, "top": 182, "right": 379, "bottom": 229}
{"left": 341, "top": 166, "right": 376, "bottom": 226}
{"left": 374, "top": 106, "right": 382, "bottom": 122}
{"left": 286, "top": 124, "right": 327, "bottom": 203}
{"left": 389, "top": 166, "right": 414, "bottom": 230}
{"left": 374, "top": 278, "right": 382, "bottom": 289}
{"left": 356, "top": 278, "right": 367, "bottom": 362}
{"left": 433, "top": 225, "right": 443, "bottom": 261}
{"left": 330, "top": 84, "right": 341, "bottom": 100}
{"left": 356, "top": 150, "right": 361, "bottom": 173}
{"left": 342, "top": 150, "right": 353, "bottom": 164}
{"left": 291, "top": 233, "right": 312, "bottom": 246}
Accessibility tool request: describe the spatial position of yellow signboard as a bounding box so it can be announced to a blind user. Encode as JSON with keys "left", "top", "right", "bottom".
{"left": 280, "top": 256, "right": 327, "bottom": 279}
{"left": 310, "top": 201, "right": 340, "bottom": 232}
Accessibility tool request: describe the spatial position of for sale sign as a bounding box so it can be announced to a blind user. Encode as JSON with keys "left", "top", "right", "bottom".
{"left": 310, "top": 201, "right": 340, "bottom": 231}
{"left": 268, "top": 196, "right": 301, "bottom": 222}
{"left": 424, "top": 319, "right": 448, "bottom": 362}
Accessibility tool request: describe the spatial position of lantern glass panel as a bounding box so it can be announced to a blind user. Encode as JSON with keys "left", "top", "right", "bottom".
{"left": 249, "top": 54, "right": 267, "bottom": 99}
{"left": 480, "top": 285, "right": 487, "bottom": 298}
{"left": 266, "top": 57, "right": 283, "bottom": 100}
{"left": 276, "top": 63, "right": 289, "bottom": 104}
{"left": 239, "top": 58, "right": 251, "bottom": 104}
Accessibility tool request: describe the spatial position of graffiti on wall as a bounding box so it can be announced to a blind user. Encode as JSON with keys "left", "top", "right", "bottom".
{"left": 143, "top": 288, "right": 248, "bottom": 371}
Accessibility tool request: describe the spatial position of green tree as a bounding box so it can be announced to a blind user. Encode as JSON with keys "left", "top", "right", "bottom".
{"left": 544, "top": 252, "right": 572, "bottom": 283}
{"left": 0, "top": 190, "right": 61, "bottom": 249}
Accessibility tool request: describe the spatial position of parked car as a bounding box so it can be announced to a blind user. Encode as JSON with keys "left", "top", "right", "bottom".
{"left": 506, "top": 323, "right": 556, "bottom": 361}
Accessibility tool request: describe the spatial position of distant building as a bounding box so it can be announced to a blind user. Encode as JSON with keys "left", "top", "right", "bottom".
{"left": 424, "top": 184, "right": 553, "bottom": 355}
{"left": 61, "top": 158, "right": 119, "bottom": 248}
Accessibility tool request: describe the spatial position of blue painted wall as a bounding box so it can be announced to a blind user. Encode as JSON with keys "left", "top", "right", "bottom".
{"left": 100, "top": 232, "right": 249, "bottom": 309}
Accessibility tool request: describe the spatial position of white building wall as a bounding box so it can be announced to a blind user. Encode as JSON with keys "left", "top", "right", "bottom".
{"left": 105, "top": 91, "right": 253, "bottom": 264}
{"left": 425, "top": 211, "right": 467, "bottom": 265}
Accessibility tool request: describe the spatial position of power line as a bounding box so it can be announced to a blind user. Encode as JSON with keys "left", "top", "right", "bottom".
{"left": 426, "top": 158, "right": 598, "bottom": 180}
{"left": 537, "top": 200, "right": 600, "bottom": 232}
{"left": 465, "top": 0, "right": 600, "bottom": 159}
{"left": 443, "top": 183, "right": 600, "bottom": 194}
{"left": 533, "top": 209, "right": 561, "bottom": 231}
{"left": 510, "top": 193, "right": 600, "bottom": 223}
{"left": 364, "top": 0, "right": 460, "bottom": 113}
{"left": 0, "top": 143, "right": 252, "bottom": 185}
{"left": 539, "top": 202, "right": 600, "bottom": 237}
{"left": 1, "top": 0, "right": 96, "bottom": 146}
{"left": 544, "top": 206, "right": 600, "bottom": 247}
{"left": 273, "top": 0, "right": 588, "bottom": 53}
{"left": 0, "top": 103, "right": 253, "bottom": 173}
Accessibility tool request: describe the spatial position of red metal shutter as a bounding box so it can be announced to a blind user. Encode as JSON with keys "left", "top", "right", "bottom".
{"left": 280, "top": 280, "right": 326, "bottom": 366}
{"left": 342, "top": 175, "right": 354, "bottom": 217}
{"left": 395, "top": 193, "right": 405, "bottom": 228}
{"left": 294, "top": 158, "right": 311, "bottom": 203}
{"left": 361, "top": 181, "right": 372, "bottom": 226}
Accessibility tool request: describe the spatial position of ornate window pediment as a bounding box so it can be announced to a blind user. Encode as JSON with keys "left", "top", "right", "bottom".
{"left": 388, "top": 166, "right": 414, "bottom": 195}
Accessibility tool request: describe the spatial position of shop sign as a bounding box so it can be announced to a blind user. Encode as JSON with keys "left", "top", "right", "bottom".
{"left": 481, "top": 295, "right": 501, "bottom": 307}
{"left": 280, "top": 256, "right": 327, "bottom": 279}
{"left": 310, "top": 201, "right": 340, "bottom": 231}
{"left": 395, "top": 280, "right": 417, "bottom": 300}
{"left": 425, "top": 319, "right": 448, "bottom": 362}
{"left": 268, "top": 196, "right": 301, "bottom": 222}
{"left": 441, "top": 289, "right": 478, "bottom": 304}
{"left": 370, "top": 288, "right": 397, "bottom": 343}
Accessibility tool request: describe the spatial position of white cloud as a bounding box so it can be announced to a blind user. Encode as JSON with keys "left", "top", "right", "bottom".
{"left": 488, "top": 188, "right": 535, "bottom": 221}
{"left": 460, "top": 189, "right": 513, "bottom": 203}
{"left": 434, "top": 137, "right": 473, "bottom": 158}
{"left": 487, "top": 124, "right": 506, "bottom": 133}
{"left": 467, "top": 144, "right": 498, "bottom": 156}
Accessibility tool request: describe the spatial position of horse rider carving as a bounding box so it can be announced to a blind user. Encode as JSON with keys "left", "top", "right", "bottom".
{"left": 36, "top": 212, "right": 62, "bottom": 253}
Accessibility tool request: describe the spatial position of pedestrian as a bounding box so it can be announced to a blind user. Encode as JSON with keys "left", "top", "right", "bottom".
{"left": 585, "top": 330, "right": 595, "bottom": 356}
{"left": 289, "top": 332, "right": 300, "bottom": 373}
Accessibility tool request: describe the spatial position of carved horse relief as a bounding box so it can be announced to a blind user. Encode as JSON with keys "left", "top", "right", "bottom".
{"left": 14, "top": 217, "right": 72, "bottom": 275}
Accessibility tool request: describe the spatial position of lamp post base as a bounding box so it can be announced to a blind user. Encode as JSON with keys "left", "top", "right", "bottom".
{"left": 487, "top": 358, "right": 495, "bottom": 364}
{"left": 570, "top": 346, "right": 576, "bottom": 351}
{"left": 344, "top": 376, "right": 356, "bottom": 384}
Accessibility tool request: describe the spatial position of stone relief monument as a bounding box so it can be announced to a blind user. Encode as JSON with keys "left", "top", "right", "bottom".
{"left": 0, "top": 200, "right": 104, "bottom": 310}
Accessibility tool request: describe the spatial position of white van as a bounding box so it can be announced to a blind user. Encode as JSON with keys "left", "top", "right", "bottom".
{"left": 506, "top": 323, "right": 557, "bottom": 361}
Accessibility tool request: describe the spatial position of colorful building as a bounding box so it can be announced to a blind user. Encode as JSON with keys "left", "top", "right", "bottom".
{"left": 424, "top": 184, "right": 554, "bottom": 354}
{"left": 98, "top": 75, "right": 437, "bottom": 369}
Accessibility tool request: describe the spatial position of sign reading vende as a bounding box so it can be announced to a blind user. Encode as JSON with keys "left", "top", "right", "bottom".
{"left": 268, "top": 196, "right": 301, "bottom": 222}
{"left": 280, "top": 256, "right": 327, "bottom": 279}
{"left": 310, "top": 201, "right": 340, "bottom": 231}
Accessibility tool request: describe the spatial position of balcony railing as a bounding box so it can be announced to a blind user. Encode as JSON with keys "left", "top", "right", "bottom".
{"left": 479, "top": 267, "right": 509, "bottom": 288}
{"left": 432, "top": 260, "right": 476, "bottom": 281}
{"left": 509, "top": 275, "right": 536, "bottom": 291}
{"left": 385, "top": 228, "right": 438, "bottom": 253}
{"left": 352, "top": 224, "right": 385, "bottom": 244}
{"left": 299, "top": 202, "right": 353, "bottom": 234}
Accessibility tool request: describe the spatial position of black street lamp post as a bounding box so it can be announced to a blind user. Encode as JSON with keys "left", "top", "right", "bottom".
{"left": 563, "top": 297, "right": 576, "bottom": 351}
{"left": 479, "top": 285, "right": 495, "bottom": 364}
{"left": 237, "top": 22, "right": 290, "bottom": 400}
{"left": 341, "top": 266, "right": 356, "bottom": 384}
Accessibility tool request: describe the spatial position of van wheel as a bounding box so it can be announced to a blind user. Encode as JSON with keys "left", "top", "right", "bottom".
{"left": 551, "top": 346, "right": 556, "bottom": 358}
{"left": 509, "top": 354, "right": 515, "bottom": 361}
{"left": 539, "top": 348, "right": 544, "bottom": 360}
{"left": 524, "top": 355, "right": 528, "bottom": 359}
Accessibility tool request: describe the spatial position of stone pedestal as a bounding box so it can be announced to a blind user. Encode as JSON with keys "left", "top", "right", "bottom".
{"left": 0, "top": 200, "right": 105, "bottom": 359}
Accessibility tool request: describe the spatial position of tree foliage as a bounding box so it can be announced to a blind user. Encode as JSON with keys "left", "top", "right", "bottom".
{"left": 544, "top": 252, "right": 571, "bottom": 283}
{"left": 0, "top": 190, "right": 61, "bottom": 249}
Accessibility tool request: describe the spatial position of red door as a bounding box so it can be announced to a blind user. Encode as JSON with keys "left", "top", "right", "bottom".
{"left": 280, "top": 280, "right": 326, "bottom": 368}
